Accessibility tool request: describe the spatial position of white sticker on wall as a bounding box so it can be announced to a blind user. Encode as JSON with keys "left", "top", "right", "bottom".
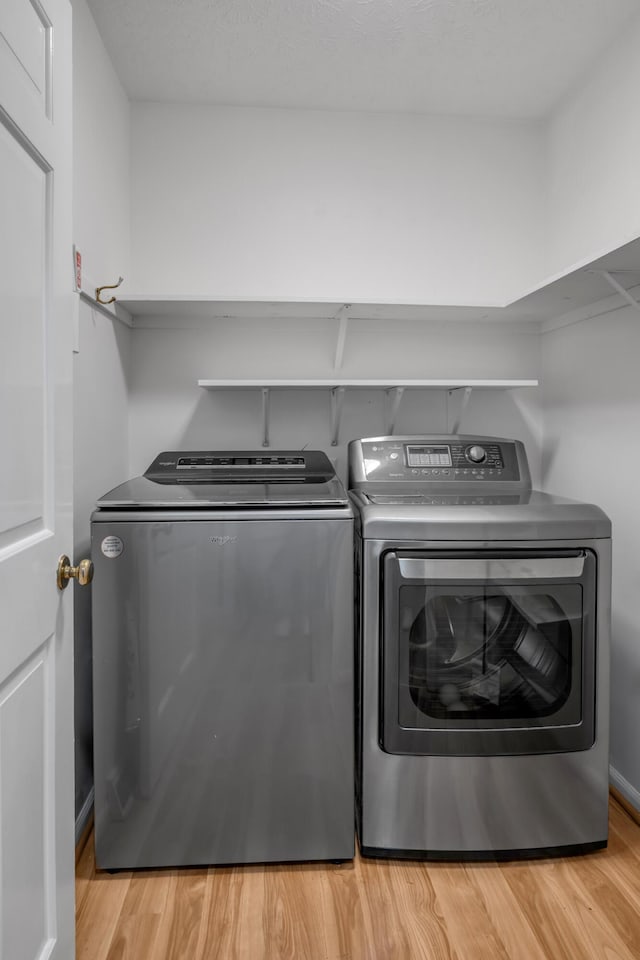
{"left": 101, "top": 535, "right": 124, "bottom": 558}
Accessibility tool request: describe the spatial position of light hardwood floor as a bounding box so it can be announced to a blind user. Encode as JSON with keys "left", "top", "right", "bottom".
{"left": 76, "top": 797, "right": 640, "bottom": 960}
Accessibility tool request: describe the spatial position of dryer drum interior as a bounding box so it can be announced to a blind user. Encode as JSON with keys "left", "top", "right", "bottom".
{"left": 407, "top": 591, "right": 573, "bottom": 720}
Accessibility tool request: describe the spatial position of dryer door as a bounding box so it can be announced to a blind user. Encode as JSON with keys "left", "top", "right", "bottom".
{"left": 381, "top": 549, "right": 597, "bottom": 756}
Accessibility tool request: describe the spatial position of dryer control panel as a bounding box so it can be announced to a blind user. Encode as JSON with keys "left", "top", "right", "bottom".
{"left": 348, "top": 435, "right": 530, "bottom": 487}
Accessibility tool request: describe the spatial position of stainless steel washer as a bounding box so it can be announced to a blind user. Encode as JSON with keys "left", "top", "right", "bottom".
{"left": 91, "top": 450, "right": 354, "bottom": 868}
{"left": 349, "top": 435, "right": 611, "bottom": 860}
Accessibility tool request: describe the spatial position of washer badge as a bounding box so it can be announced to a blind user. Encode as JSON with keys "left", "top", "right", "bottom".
{"left": 101, "top": 535, "right": 124, "bottom": 558}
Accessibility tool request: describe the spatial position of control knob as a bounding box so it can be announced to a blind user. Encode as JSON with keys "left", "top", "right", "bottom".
{"left": 466, "top": 445, "right": 487, "bottom": 463}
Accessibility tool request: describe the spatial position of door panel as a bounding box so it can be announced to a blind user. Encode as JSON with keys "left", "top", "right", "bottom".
{"left": 0, "top": 119, "right": 47, "bottom": 545}
{"left": 1, "top": 644, "right": 55, "bottom": 960}
{"left": 0, "top": 0, "right": 73, "bottom": 957}
{"left": 0, "top": 0, "right": 48, "bottom": 105}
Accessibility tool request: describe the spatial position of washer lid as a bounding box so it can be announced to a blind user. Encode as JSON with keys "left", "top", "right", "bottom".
{"left": 96, "top": 475, "right": 350, "bottom": 508}
{"left": 95, "top": 449, "right": 350, "bottom": 508}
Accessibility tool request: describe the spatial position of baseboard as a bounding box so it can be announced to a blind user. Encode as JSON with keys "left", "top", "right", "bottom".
{"left": 609, "top": 765, "right": 640, "bottom": 825}
{"left": 75, "top": 788, "right": 94, "bottom": 863}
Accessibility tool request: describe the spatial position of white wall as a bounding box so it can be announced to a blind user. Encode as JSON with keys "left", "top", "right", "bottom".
{"left": 542, "top": 13, "right": 640, "bottom": 803}
{"left": 541, "top": 304, "right": 640, "bottom": 804}
{"left": 130, "top": 104, "right": 545, "bottom": 305}
{"left": 128, "top": 317, "right": 542, "bottom": 486}
{"left": 72, "top": 309, "right": 130, "bottom": 822}
{"left": 545, "top": 12, "right": 640, "bottom": 276}
{"left": 127, "top": 13, "right": 640, "bottom": 310}
{"left": 122, "top": 8, "right": 640, "bottom": 306}
{"left": 72, "top": 0, "right": 132, "bottom": 827}
{"left": 72, "top": 0, "right": 130, "bottom": 296}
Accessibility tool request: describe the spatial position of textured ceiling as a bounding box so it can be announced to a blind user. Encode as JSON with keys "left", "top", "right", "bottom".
{"left": 85, "top": 0, "right": 638, "bottom": 118}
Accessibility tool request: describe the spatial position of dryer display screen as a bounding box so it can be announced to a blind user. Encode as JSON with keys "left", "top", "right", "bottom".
{"left": 406, "top": 445, "right": 452, "bottom": 467}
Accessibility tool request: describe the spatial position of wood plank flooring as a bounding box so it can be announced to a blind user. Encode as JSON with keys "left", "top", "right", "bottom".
{"left": 76, "top": 797, "right": 640, "bottom": 960}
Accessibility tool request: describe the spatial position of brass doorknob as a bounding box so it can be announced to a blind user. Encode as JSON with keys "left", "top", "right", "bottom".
{"left": 57, "top": 555, "right": 94, "bottom": 590}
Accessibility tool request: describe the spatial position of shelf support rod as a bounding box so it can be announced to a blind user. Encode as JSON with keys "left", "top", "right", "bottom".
{"left": 333, "top": 304, "right": 352, "bottom": 372}
{"left": 330, "top": 386, "right": 346, "bottom": 446}
{"left": 261, "top": 387, "right": 270, "bottom": 447}
{"left": 448, "top": 386, "right": 473, "bottom": 434}
{"left": 598, "top": 271, "right": 640, "bottom": 312}
{"left": 385, "top": 387, "right": 405, "bottom": 436}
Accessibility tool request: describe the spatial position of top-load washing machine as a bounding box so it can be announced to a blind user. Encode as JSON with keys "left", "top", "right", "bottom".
{"left": 348, "top": 434, "right": 611, "bottom": 860}
{"left": 91, "top": 450, "right": 354, "bottom": 869}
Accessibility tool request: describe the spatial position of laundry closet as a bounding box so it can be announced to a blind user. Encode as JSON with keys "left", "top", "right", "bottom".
{"left": 70, "top": 0, "right": 640, "bottom": 859}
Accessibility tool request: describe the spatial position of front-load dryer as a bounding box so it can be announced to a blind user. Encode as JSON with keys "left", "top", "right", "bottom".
{"left": 348, "top": 435, "right": 611, "bottom": 860}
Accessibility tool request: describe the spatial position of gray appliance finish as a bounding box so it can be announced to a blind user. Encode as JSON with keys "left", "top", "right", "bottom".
{"left": 91, "top": 451, "right": 354, "bottom": 869}
{"left": 349, "top": 435, "right": 611, "bottom": 861}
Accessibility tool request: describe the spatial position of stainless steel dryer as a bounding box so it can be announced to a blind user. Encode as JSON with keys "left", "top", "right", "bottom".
{"left": 91, "top": 450, "right": 354, "bottom": 869}
{"left": 348, "top": 435, "right": 611, "bottom": 860}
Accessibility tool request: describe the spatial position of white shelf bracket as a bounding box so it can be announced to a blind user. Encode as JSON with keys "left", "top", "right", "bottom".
{"left": 598, "top": 270, "right": 640, "bottom": 312}
{"left": 330, "top": 386, "right": 346, "bottom": 446}
{"left": 333, "top": 304, "right": 352, "bottom": 372}
{"left": 447, "top": 386, "right": 473, "bottom": 434}
{"left": 261, "top": 387, "right": 270, "bottom": 447}
{"left": 385, "top": 387, "right": 405, "bottom": 435}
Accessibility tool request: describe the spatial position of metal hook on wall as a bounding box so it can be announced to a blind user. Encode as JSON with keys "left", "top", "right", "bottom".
{"left": 95, "top": 276, "right": 124, "bottom": 305}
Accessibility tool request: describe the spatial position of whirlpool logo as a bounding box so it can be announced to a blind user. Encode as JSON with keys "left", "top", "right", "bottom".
{"left": 209, "top": 535, "right": 238, "bottom": 545}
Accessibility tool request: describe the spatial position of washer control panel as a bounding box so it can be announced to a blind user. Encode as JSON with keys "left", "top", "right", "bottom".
{"left": 349, "top": 435, "right": 527, "bottom": 484}
{"left": 144, "top": 449, "right": 335, "bottom": 484}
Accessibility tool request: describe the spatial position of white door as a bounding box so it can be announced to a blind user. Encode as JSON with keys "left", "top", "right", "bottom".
{"left": 0, "top": 0, "right": 75, "bottom": 958}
